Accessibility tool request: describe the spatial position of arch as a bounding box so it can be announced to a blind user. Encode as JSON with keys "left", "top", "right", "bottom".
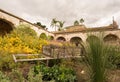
{"left": 104, "top": 34, "right": 119, "bottom": 44}
{"left": 39, "top": 33, "right": 47, "bottom": 40}
{"left": 70, "top": 37, "right": 82, "bottom": 46}
{"left": 0, "top": 19, "right": 14, "bottom": 36}
{"left": 48, "top": 35, "right": 54, "bottom": 40}
{"left": 86, "top": 35, "right": 99, "bottom": 42}
{"left": 56, "top": 36, "right": 66, "bottom": 41}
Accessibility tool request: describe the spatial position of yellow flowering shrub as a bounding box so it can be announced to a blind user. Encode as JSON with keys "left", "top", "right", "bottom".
{"left": 0, "top": 25, "right": 48, "bottom": 54}
{"left": 0, "top": 24, "right": 48, "bottom": 70}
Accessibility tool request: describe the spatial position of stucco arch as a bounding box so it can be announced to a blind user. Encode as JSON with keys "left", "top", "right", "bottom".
{"left": 56, "top": 36, "right": 66, "bottom": 41}
{"left": 0, "top": 9, "right": 54, "bottom": 37}
{"left": 0, "top": 19, "right": 14, "bottom": 36}
{"left": 104, "top": 34, "right": 119, "bottom": 45}
{"left": 70, "top": 37, "right": 82, "bottom": 46}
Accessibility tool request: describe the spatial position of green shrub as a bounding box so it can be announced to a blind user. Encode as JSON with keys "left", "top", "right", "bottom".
{"left": 107, "top": 46, "right": 120, "bottom": 69}
{"left": 28, "top": 68, "right": 42, "bottom": 82}
{"left": 0, "top": 51, "right": 17, "bottom": 71}
{"left": 48, "top": 36, "right": 54, "bottom": 40}
{"left": 39, "top": 33, "right": 47, "bottom": 40}
{"left": 15, "top": 24, "right": 37, "bottom": 37}
{"left": 34, "top": 64, "right": 77, "bottom": 82}
{"left": 0, "top": 71, "right": 10, "bottom": 82}
{"left": 9, "top": 69, "right": 25, "bottom": 82}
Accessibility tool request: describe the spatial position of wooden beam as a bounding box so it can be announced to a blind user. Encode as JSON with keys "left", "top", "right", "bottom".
{"left": 13, "top": 54, "right": 81, "bottom": 62}
{"left": 13, "top": 54, "right": 40, "bottom": 56}
{"left": 12, "top": 54, "right": 17, "bottom": 62}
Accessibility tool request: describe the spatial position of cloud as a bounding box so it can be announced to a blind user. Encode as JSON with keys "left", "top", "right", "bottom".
{"left": 0, "top": 0, "right": 120, "bottom": 31}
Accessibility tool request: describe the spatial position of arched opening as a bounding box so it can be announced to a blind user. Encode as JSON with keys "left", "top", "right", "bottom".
{"left": 39, "top": 33, "right": 47, "bottom": 40}
{"left": 86, "top": 35, "right": 99, "bottom": 43}
{"left": 70, "top": 37, "right": 82, "bottom": 46}
{"left": 48, "top": 36, "right": 54, "bottom": 40}
{"left": 56, "top": 37, "right": 66, "bottom": 42}
{"left": 0, "top": 19, "right": 14, "bottom": 36}
{"left": 104, "top": 34, "right": 119, "bottom": 45}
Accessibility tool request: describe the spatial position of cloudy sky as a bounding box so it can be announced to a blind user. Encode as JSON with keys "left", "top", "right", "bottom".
{"left": 0, "top": 0, "right": 120, "bottom": 31}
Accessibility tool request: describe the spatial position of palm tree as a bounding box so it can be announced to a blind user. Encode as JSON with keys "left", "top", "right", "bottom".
{"left": 80, "top": 18, "right": 84, "bottom": 25}
{"left": 58, "top": 21, "right": 65, "bottom": 31}
{"left": 50, "top": 18, "right": 58, "bottom": 31}
{"left": 74, "top": 20, "right": 79, "bottom": 26}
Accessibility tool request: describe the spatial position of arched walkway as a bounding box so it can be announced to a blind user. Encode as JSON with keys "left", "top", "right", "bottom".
{"left": 104, "top": 34, "right": 119, "bottom": 45}
{"left": 56, "top": 37, "right": 66, "bottom": 41}
{"left": 0, "top": 19, "right": 14, "bottom": 36}
{"left": 39, "top": 33, "right": 47, "bottom": 39}
{"left": 70, "top": 37, "right": 82, "bottom": 46}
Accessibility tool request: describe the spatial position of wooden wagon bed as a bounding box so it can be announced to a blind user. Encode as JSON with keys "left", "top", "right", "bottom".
{"left": 13, "top": 45, "right": 82, "bottom": 62}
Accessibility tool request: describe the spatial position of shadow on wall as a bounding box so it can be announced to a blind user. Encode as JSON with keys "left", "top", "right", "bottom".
{"left": 0, "top": 19, "right": 14, "bottom": 36}
{"left": 57, "top": 37, "right": 66, "bottom": 42}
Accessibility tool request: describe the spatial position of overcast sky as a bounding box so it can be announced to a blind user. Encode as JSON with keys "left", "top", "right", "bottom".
{"left": 0, "top": 0, "right": 120, "bottom": 31}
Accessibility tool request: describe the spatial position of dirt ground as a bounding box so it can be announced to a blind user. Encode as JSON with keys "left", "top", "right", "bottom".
{"left": 107, "top": 69, "right": 120, "bottom": 82}
{"left": 74, "top": 64, "right": 120, "bottom": 82}
{"left": 12, "top": 61, "right": 120, "bottom": 82}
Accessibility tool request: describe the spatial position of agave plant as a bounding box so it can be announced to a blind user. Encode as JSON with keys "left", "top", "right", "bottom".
{"left": 83, "top": 34, "right": 112, "bottom": 82}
